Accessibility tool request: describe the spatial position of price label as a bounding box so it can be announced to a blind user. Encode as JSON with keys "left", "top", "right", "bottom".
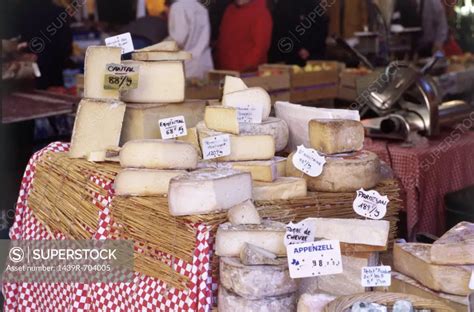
{"left": 284, "top": 219, "right": 315, "bottom": 246}
{"left": 202, "top": 135, "right": 231, "bottom": 160}
{"left": 469, "top": 271, "right": 474, "bottom": 290}
{"left": 234, "top": 104, "right": 263, "bottom": 124}
{"left": 292, "top": 145, "right": 326, "bottom": 177}
{"left": 287, "top": 240, "right": 343, "bottom": 279}
{"left": 103, "top": 63, "right": 139, "bottom": 91}
{"left": 353, "top": 189, "right": 389, "bottom": 220}
{"left": 159, "top": 116, "right": 187, "bottom": 139}
{"left": 361, "top": 266, "right": 392, "bottom": 287}
{"left": 105, "top": 32, "right": 134, "bottom": 54}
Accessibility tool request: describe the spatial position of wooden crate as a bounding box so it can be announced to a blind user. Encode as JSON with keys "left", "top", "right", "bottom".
{"left": 337, "top": 69, "right": 373, "bottom": 101}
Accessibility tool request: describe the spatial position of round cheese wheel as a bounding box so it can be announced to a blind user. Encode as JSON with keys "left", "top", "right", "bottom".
{"left": 218, "top": 287, "right": 297, "bottom": 312}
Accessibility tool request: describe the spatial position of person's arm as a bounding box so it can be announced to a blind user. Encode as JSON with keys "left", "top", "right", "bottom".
{"left": 241, "top": 12, "right": 273, "bottom": 71}
{"left": 168, "top": 3, "right": 188, "bottom": 48}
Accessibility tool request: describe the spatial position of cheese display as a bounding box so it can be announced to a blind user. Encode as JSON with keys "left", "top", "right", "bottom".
{"left": 239, "top": 243, "right": 284, "bottom": 266}
{"left": 69, "top": 99, "right": 126, "bottom": 158}
{"left": 199, "top": 158, "right": 285, "bottom": 182}
{"left": 297, "top": 293, "right": 336, "bottom": 312}
{"left": 176, "top": 127, "right": 201, "bottom": 157}
{"left": 222, "top": 87, "right": 272, "bottom": 120}
{"left": 253, "top": 177, "right": 307, "bottom": 201}
{"left": 308, "top": 119, "right": 364, "bottom": 154}
{"left": 120, "top": 140, "right": 198, "bottom": 169}
{"left": 114, "top": 169, "right": 186, "bottom": 196}
{"left": 87, "top": 151, "right": 106, "bottom": 162}
{"left": 120, "top": 100, "right": 206, "bottom": 143}
{"left": 204, "top": 106, "right": 240, "bottom": 134}
{"left": 83, "top": 46, "right": 122, "bottom": 99}
{"left": 227, "top": 200, "right": 261, "bottom": 225}
{"left": 223, "top": 76, "right": 248, "bottom": 95}
{"left": 240, "top": 117, "right": 289, "bottom": 152}
{"left": 135, "top": 40, "right": 179, "bottom": 52}
{"left": 168, "top": 169, "right": 252, "bottom": 216}
{"left": 218, "top": 287, "right": 297, "bottom": 312}
{"left": 215, "top": 221, "right": 287, "bottom": 257}
{"left": 121, "top": 60, "right": 185, "bottom": 103}
{"left": 286, "top": 150, "right": 381, "bottom": 192}
{"left": 430, "top": 221, "right": 474, "bottom": 265}
{"left": 220, "top": 257, "right": 297, "bottom": 299}
{"left": 131, "top": 51, "right": 192, "bottom": 61}
{"left": 393, "top": 243, "right": 473, "bottom": 296}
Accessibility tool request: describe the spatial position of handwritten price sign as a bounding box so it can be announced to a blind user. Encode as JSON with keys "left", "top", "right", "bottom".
{"left": 105, "top": 32, "right": 134, "bottom": 54}
{"left": 103, "top": 63, "right": 139, "bottom": 91}
{"left": 292, "top": 145, "right": 326, "bottom": 177}
{"left": 353, "top": 189, "right": 389, "bottom": 220}
{"left": 202, "top": 135, "right": 231, "bottom": 160}
{"left": 159, "top": 116, "right": 187, "bottom": 139}
{"left": 284, "top": 219, "right": 316, "bottom": 246}
{"left": 361, "top": 266, "right": 391, "bottom": 287}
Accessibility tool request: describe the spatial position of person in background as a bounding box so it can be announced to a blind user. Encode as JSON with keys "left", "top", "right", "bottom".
{"left": 216, "top": 0, "right": 273, "bottom": 72}
{"left": 168, "top": 0, "right": 214, "bottom": 79}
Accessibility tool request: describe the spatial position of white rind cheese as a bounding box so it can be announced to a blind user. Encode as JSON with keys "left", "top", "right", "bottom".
{"left": 297, "top": 293, "right": 336, "bottom": 312}
{"left": 120, "top": 60, "right": 185, "bottom": 103}
{"left": 239, "top": 243, "right": 283, "bottom": 266}
{"left": 227, "top": 200, "right": 261, "bottom": 225}
{"left": 430, "top": 221, "right": 474, "bottom": 265}
{"left": 69, "top": 99, "right": 126, "bottom": 158}
{"left": 114, "top": 169, "right": 186, "bottom": 196}
{"left": 204, "top": 106, "right": 239, "bottom": 134}
{"left": 84, "top": 46, "right": 122, "bottom": 100}
{"left": 168, "top": 169, "right": 252, "bottom": 216}
{"left": 120, "top": 140, "right": 198, "bottom": 169}
{"left": 215, "top": 221, "right": 287, "bottom": 257}
{"left": 309, "top": 119, "right": 364, "bottom": 154}
{"left": 223, "top": 76, "right": 248, "bottom": 95}
{"left": 253, "top": 177, "right": 307, "bottom": 201}
{"left": 218, "top": 287, "right": 297, "bottom": 312}
{"left": 223, "top": 87, "right": 272, "bottom": 121}
{"left": 220, "top": 257, "right": 297, "bottom": 299}
{"left": 286, "top": 150, "right": 381, "bottom": 192}
{"left": 240, "top": 117, "right": 289, "bottom": 152}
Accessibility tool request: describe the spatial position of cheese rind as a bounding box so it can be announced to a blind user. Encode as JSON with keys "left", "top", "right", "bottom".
{"left": 393, "top": 243, "right": 474, "bottom": 296}
{"left": 218, "top": 287, "right": 297, "bottom": 312}
{"left": 69, "top": 99, "right": 126, "bottom": 158}
{"left": 430, "top": 221, "right": 474, "bottom": 265}
{"left": 120, "top": 140, "right": 198, "bottom": 169}
{"left": 309, "top": 119, "right": 364, "bottom": 154}
{"left": 223, "top": 87, "right": 272, "bottom": 121}
{"left": 114, "top": 169, "right": 186, "bottom": 196}
{"left": 297, "top": 293, "right": 336, "bottom": 312}
{"left": 120, "top": 60, "right": 185, "bottom": 103}
{"left": 286, "top": 150, "right": 381, "bottom": 192}
{"left": 223, "top": 76, "right": 248, "bottom": 95}
{"left": 227, "top": 200, "right": 261, "bottom": 225}
{"left": 253, "top": 177, "right": 307, "bottom": 201}
{"left": 84, "top": 46, "right": 122, "bottom": 100}
{"left": 168, "top": 169, "right": 252, "bottom": 216}
{"left": 204, "top": 106, "right": 239, "bottom": 134}
{"left": 239, "top": 243, "right": 283, "bottom": 266}
{"left": 240, "top": 117, "right": 289, "bottom": 152}
{"left": 215, "top": 221, "right": 287, "bottom": 257}
{"left": 131, "top": 50, "right": 192, "bottom": 61}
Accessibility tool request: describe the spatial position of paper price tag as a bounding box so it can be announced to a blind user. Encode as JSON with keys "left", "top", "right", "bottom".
{"left": 287, "top": 240, "right": 342, "bottom": 279}
{"left": 159, "top": 116, "right": 187, "bottom": 139}
{"left": 353, "top": 189, "right": 389, "bottom": 220}
{"left": 202, "top": 135, "right": 231, "bottom": 160}
{"left": 284, "top": 219, "right": 315, "bottom": 246}
{"left": 361, "top": 266, "right": 391, "bottom": 287}
{"left": 235, "top": 104, "right": 263, "bottom": 123}
{"left": 103, "top": 63, "right": 139, "bottom": 91}
{"left": 105, "top": 32, "right": 134, "bottom": 54}
{"left": 292, "top": 145, "right": 326, "bottom": 177}
{"left": 469, "top": 271, "right": 474, "bottom": 290}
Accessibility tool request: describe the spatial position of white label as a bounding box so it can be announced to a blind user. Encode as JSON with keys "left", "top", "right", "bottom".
{"left": 287, "top": 240, "right": 343, "bottom": 279}
{"left": 353, "top": 189, "right": 389, "bottom": 220}
{"left": 469, "top": 271, "right": 474, "bottom": 290}
{"left": 202, "top": 135, "right": 231, "bottom": 160}
{"left": 235, "top": 104, "right": 263, "bottom": 123}
{"left": 361, "top": 266, "right": 392, "bottom": 287}
{"left": 159, "top": 116, "right": 187, "bottom": 139}
{"left": 292, "top": 145, "right": 326, "bottom": 177}
{"left": 284, "top": 219, "right": 315, "bottom": 246}
{"left": 105, "top": 32, "right": 134, "bottom": 54}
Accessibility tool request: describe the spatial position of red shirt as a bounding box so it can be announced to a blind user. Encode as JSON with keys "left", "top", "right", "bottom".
{"left": 216, "top": 0, "right": 273, "bottom": 72}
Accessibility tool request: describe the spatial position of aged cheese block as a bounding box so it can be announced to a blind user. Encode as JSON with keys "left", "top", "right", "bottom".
{"left": 120, "top": 100, "right": 206, "bottom": 144}
{"left": 215, "top": 221, "right": 287, "bottom": 257}
{"left": 431, "top": 221, "right": 474, "bottom": 265}
{"left": 114, "top": 169, "right": 186, "bottom": 196}
{"left": 393, "top": 243, "right": 474, "bottom": 296}
{"left": 121, "top": 60, "right": 185, "bottom": 103}
{"left": 131, "top": 50, "right": 192, "bottom": 61}
{"left": 228, "top": 200, "right": 261, "bottom": 225}
{"left": 240, "top": 117, "right": 290, "bottom": 152}
{"left": 69, "top": 99, "right": 126, "bottom": 158}
{"left": 205, "top": 106, "right": 239, "bottom": 134}
{"left": 286, "top": 150, "right": 381, "bottom": 192}
{"left": 218, "top": 287, "right": 297, "bottom": 312}
{"left": 253, "top": 177, "right": 307, "bottom": 201}
{"left": 84, "top": 46, "right": 122, "bottom": 100}
{"left": 136, "top": 40, "right": 179, "bottom": 52}
{"left": 220, "top": 257, "right": 297, "bottom": 299}
{"left": 120, "top": 140, "right": 198, "bottom": 169}
{"left": 168, "top": 169, "right": 252, "bottom": 216}
{"left": 297, "top": 293, "right": 336, "bottom": 312}
{"left": 176, "top": 127, "right": 201, "bottom": 157}
{"left": 223, "top": 76, "right": 248, "bottom": 95}
{"left": 239, "top": 243, "right": 284, "bottom": 266}
{"left": 222, "top": 87, "right": 272, "bottom": 121}
{"left": 309, "top": 119, "right": 364, "bottom": 154}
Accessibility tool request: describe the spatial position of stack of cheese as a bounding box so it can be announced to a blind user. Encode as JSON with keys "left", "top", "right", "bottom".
{"left": 216, "top": 202, "right": 298, "bottom": 311}
{"left": 197, "top": 76, "right": 307, "bottom": 201}
{"left": 393, "top": 222, "right": 474, "bottom": 301}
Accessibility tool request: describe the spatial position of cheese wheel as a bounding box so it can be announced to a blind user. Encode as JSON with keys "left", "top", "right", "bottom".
{"left": 253, "top": 177, "right": 307, "bottom": 201}
{"left": 114, "top": 169, "right": 186, "bottom": 196}
{"left": 240, "top": 117, "right": 289, "bottom": 152}
{"left": 218, "top": 287, "right": 297, "bottom": 312}
{"left": 286, "top": 150, "right": 381, "bottom": 192}
{"left": 430, "top": 221, "right": 474, "bottom": 265}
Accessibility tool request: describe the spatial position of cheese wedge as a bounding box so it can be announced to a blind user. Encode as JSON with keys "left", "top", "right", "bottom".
{"left": 430, "top": 221, "right": 474, "bottom": 265}
{"left": 223, "top": 76, "right": 248, "bottom": 95}
{"left": 136, "top": 40, "right": 179, "bottom": 52}
{"left": 114, "top": 169, "right": 186, "bottom": 196}
{"left": 223, "top": 87, "right": 272, "bottom": 121}
{"left": 131, "top": 50, "right": 192, "bottom": 61}
{"left": 168, "top": 169, "right": 252, "bottom": 216}
{"left": 204, "top": 106, "right": 239, "bottom": 134}
{"left": 176, "top": 127, "right": 201, "bottom": 157}
{"left": 253, "top": 177, "right": 307, "bottom": 201}
{"left": 240, "top": 117, "right": 289, "bottom": 152}
{"left": 120, "top": 139, "right": 198, "bottom": 169}
{"left": 309, "top": 119, "right": 364, "bottom": 154}
{"left": 227, "top": 200, "right": 261, "bottom": 225}
{"left": 84, "top": 46, "right": 122, "bottom": 100}
{"left": 218, "top": 287, "right": 297, "bottom": 312}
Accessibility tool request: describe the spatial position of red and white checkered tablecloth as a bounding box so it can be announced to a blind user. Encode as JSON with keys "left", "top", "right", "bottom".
{"left": 3, "top": 142, "right": 217, "bottom": 312}
{"left": 365, "top": 130, "right": 474, "bottom": 239}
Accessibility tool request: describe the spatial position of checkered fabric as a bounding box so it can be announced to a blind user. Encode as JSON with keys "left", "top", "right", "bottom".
{"left": 3, "top": 142, "right": 217, "bottom": 311}
{"left": 365, "top": 130, "right": 474, "bottom": 239}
